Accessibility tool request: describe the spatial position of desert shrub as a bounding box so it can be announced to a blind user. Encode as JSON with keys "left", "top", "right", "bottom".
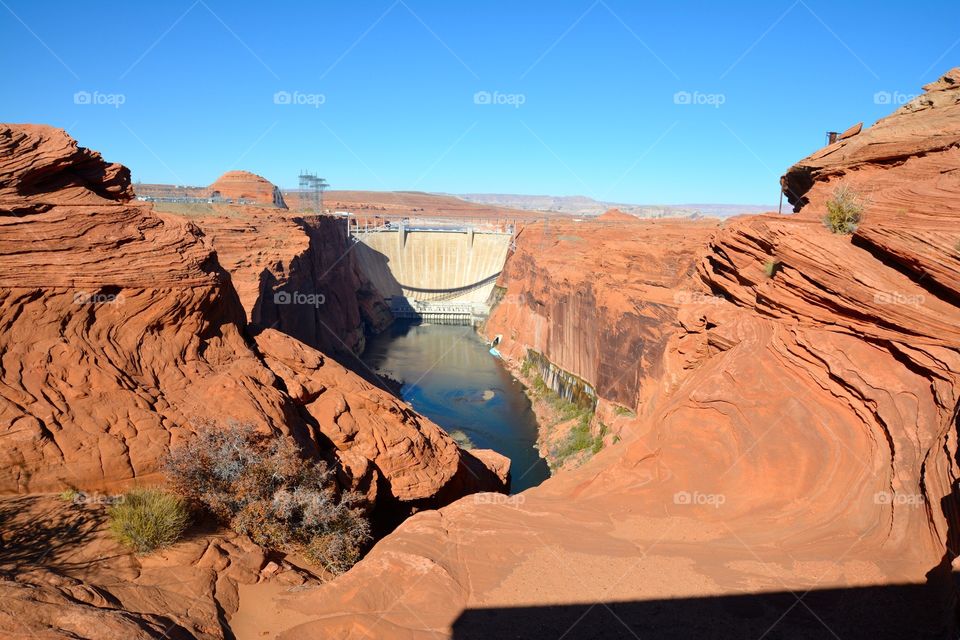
{"left": 552, "top": 414, "right": 606, "bottom": 466}
{"left": 613, "top": 405, "right": 636, "bottom": 418}
{"left": 532, "top": 375, "right": 548, "bottom": 396}
{"left": 108, "top": 488, "right": 189, "bottom": 553}
{"left": 823, "top": 184, "right": 864, "bottom": 234}
{"left": 763, "top": 259, "right": 781, "bottom": 278}
{"left": 165, "top": 423, "right": 370, "bottom": 575}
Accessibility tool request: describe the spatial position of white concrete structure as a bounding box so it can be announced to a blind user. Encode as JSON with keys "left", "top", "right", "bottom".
{"left": 352, "top": 224, "right": 512, "bottom": 324}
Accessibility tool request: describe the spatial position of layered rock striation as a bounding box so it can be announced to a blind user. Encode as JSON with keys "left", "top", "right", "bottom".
{"left": 0, "top": 124, "right": 505, "bottom": 508}
{"left": 264, "top": 71, "right": 960, "bottom": 638}
{"left": 191, "top": 212, "right": 391, "bottom": 358}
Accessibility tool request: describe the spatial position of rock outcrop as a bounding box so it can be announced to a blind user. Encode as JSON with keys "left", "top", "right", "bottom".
{"left": 261, "top": 70, "right": 960, "bottom": 639}
{"left": 190, "top": 211, "right": 391, "bottom": 358}
{"left": 0, "top": 124, "right": 307, "bottom": 493}
{"left": 136, "top": 170, "right": 287, "bottom": 208}
{"left": 782, "top": 67, "right": 960, "bottom": 218}
{"left": 0, "top": 124, "right": 504, "bottom": 504}
{"left": 0, "top": 494, "right": 299, "bottom": 640}
{"left": 255, "top": 328, "right": 510, "bottom": 517}
{"left": 0, "top": 124, "right": 509, "bottom": 637}
{"left": 209, "top": 170, "right": 287, "bottom": 208}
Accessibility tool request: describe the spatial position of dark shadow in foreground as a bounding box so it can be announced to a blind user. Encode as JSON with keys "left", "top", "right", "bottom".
{"left": 452, "top": 581, "right": 955, "bottom": 639}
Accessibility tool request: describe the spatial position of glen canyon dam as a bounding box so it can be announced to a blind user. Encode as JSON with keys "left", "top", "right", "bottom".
{"left": 2, "top": 2, "right": 960, "bottom": 639}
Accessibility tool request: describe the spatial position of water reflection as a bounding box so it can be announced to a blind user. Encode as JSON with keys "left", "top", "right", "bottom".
{"left": 362, "top": 320, "right": 550, "bottom": 492}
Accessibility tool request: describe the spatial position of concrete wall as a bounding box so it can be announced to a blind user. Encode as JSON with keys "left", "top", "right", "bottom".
{"left": 353, "top": 229, "right": 511, "bottom": 308}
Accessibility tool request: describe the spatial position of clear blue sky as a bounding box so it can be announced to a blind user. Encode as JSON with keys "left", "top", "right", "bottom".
{"left": 3, "top": 1, "right": 958, "bottom": 204}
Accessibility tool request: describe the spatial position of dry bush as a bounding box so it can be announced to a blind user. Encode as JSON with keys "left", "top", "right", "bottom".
{"left": 108, "top": 488, "right": 189, "bottom": 553}
{"left": 165, "top": 422, "right": 370, "bottom": 575}
{"left": 823, "top": 184, "right": 865, "bottom": 234}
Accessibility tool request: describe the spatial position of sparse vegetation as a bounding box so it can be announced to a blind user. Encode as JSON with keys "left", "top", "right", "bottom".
{"left": 552, "top": 417, "right": 607, "bottom": 465}
{"left": 59, "top": 488, "right": 80, "bottom": 502}
{"left": 823, "top": 184, "right": 865, "bottom": 234}
{"left": 519, "top": 351, "right": 607, "bottom": 469}
{"left": 613, "top": 405, "right": 636, "bottom": 418}
{"left": 165, "top": 423, "right": 370, "bottom": 575}
{"left": 763, "top": 259, "right": 782, "bottom": 278}
{"left": 108, "top": 488, "right": 189, "bottom": 553}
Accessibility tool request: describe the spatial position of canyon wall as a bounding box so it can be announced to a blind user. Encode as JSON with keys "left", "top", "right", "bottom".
{"left": 190, "top": 211, "right": 391, "bottom": 357}
{"left": 0, "top": 124, "right": 511, "bottom": 639}
{"left": 267, "top": 69, "right": 960, "bottom": 638}
{"left": 484, "top": 214, "right": 720, "bottom": 409}
{"left": 0, "top": 124, "right": 504, "bottom": 506}
{"left": 0, "top": 124, "right": 305, "bottom": 493}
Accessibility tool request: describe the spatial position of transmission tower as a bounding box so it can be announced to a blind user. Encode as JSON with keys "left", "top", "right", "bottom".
{"left": 297, "top": 171, "right": 329, "bottom": 212}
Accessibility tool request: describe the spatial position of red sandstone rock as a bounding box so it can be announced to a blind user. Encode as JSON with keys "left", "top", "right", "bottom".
{"left": 254, "top": 328, "right": 509, "bottom": 508}
{"left": 0, "top": 124, "right": 309, "bottom": 493}
{"left": 209, "top": 170, "right": 286, "bottom": 208}
{"left": 594, "top": 207, "right": 636, "bottom": 222}
{"left": 0, "top": 124, "right": 503, "bottom": 506}
{"left": 782, "top": 67, "right": 960, "bottom": 218}
{"left": 0, "top": 125, "right": 510, "bottom": 638}
{"left": 187, "top": 211, "right": 391, "bottom": 357}
{"left": 0, "top": 495, "right": 281, "bottom": 640}
{"left": 837, "top": 121, "right": 863, "bottom": 140}
{"left": 258, "top": 71, "right": 960, "bottom": 639}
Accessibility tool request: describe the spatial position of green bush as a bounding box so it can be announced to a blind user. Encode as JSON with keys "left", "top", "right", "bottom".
{"left": 613, "top": 405, "right": 636, "bottom": 418}
{"left": 552, "top": 415, "right": 607, "bottom": 466}
{"left": 763, "top": 259, "right": 781, "bottom": 279}
{"left": 108, "top": 488, "right": 189, "bottom": 553}
{"left": 823, "top": 184, "right": 864, "bottom": 234}
{"left": 165, "top": 423, "right": 370, "bottom": 575}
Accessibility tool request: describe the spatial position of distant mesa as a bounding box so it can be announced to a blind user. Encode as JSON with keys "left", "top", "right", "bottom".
{"left": 135, "top": 169, "right": 287, "bottom": 208}
{"left": 210, "top": 170, "right": 287, "bottom": 208}
{"left": 596, "top": 207, "right": 637, "bottom": 222}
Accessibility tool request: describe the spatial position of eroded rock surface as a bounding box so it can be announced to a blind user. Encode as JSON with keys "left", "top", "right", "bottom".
{"left": 0, "top": 124, "right": 509, "bottom": 638}
{"left": 255, "top": 328, "right": 509, "bottom": 514}
{"left": 264, "top": 72, "right": 960, "bottom": 639}
{"left": 0, "top": 124, "right": 307, "bottom": 493}
{"left": 0, "top": 495, "right": 293, "bottom": 640}
{"left": 209, "top": 170, "right": 286, "bottom": 208}
{"left": 191, "top": 212, "right": 391, "bottom": 357}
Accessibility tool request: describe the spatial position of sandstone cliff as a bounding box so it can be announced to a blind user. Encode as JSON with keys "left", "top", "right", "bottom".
{"left": 261, "top": 70, "right": 960, "bottom": 638}
{"left": 0, "top": 124, "right": 504, "bottom": 505}
{"left": 0, "top": 124, "right": 509, "bottom": 638}
{"left": 188, "top": 211, "right": 391, "bottom": 358}
{"left": 0, "top": 124, "right": 306, "bottom": 493}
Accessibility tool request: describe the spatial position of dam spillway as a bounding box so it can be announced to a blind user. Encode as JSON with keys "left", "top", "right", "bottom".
{"left": 351, "top": 221, "right": 513, "bottom": 325}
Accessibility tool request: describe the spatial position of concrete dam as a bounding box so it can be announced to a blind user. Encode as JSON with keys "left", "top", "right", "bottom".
{"left": 352, "top": 222, "right": 513, "bottom": 324}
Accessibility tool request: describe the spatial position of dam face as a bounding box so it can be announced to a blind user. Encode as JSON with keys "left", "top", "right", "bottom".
{"left": 352, "top": 222, "right": 513, "bottom": 324}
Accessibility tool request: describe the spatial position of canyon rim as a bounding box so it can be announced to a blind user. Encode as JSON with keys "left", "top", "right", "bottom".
{"left": 3, "top": 4, "right": 960, "bottom": 640}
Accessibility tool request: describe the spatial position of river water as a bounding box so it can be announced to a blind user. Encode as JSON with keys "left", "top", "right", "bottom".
{"left": 361, "top": 320, "right": 550, "bottom": 493}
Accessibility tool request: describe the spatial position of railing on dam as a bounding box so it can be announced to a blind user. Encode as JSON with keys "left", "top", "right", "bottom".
{"left": 350, "top": 220, "right": 512, "bottom": 324}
